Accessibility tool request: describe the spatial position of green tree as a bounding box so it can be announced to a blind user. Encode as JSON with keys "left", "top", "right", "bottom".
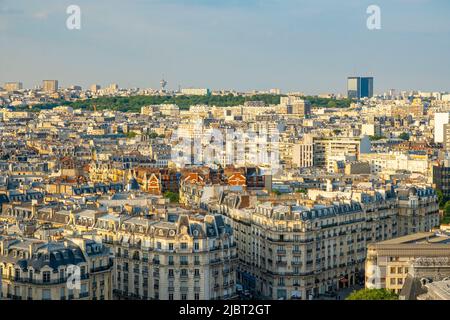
{"left": 443, "top": 215, "right": 450, "bottom": 225}
{"left": 272, "top": 190, "right": 282, "bottom": 196}
{"left": 442, "top": 200, "right": 450, "bottom": 224}
{"left": 125, "top": 131, "right": 137, "bottom": 139}
{"left": 436, "top": 189, "right": 445, "bottom": 209}
{"left": 148, "top": 132, "right": 159, "bottom": 139}
{"left": 346, "top": 289, "right": 398, "bottom": 300}
{"left": 444, "top": 200, "right": 450, "bottom": 215}
{"left": 327, "top": 101, "right": 337, "bottom": 108}
{"left": 369, "top": 135, "right": 386, "bottom": 141}
{"left": 164, "top": 191, "right": 179, "bottom": 203}
{"left": 399, "top": 132, "right": 410, "bottom": 141}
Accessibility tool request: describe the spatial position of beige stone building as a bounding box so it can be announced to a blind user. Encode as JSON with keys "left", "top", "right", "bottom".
{"left": 397, "top": 187, "right": 439, "bottom": 236}
{"left": 207, "top": 190, "right": 379, "bottom": 300}
{"left": 91, "top": 213, "right": 237, "bottom": 300}
{"left": 42, "top": 80, "right": 58, "bottom": 93}
{"left": 365, "top": 232, "right": 450, "bottom": 294}
{"left": 0, "top": 236, "right": 113, "bottom": 300}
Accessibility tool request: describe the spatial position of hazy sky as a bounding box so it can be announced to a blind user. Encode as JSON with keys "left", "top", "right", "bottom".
{"left": 1, "top": 0, "right": 449, "bottom": 94}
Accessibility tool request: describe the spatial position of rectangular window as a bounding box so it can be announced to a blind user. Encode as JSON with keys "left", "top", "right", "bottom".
{"left": 81, "top": 284, "right": 88, "bottom": 297}
{"left": 42, "top": 289, "right": 51, "bottom": 300}
{"left": 59, "top": 269, "right": 65, "bottom": 281}
{"left": 43, "top": 271, "right": 51, "bottom": 283}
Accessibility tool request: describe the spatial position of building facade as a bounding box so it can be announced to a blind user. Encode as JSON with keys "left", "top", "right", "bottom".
{"left": 0, "top": 237, "right": 113, "bottom": 300}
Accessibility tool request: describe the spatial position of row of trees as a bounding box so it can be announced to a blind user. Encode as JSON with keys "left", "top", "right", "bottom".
{"left": 22, "top": 94, "right": 353, "bottom": 113}
{"left": 369, "top": 133, "right": 410, "bottom": 141}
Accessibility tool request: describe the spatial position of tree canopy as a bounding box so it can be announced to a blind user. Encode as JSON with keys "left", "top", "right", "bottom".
{"left": 346, "top": 288, "right": 399, "bottom": 300}
{"left": 164, "top": 191, "right": 179, "bottom": 204}
{"left": 399, "top": 132, "right": 410, "bottom": 141}
{"left": 442, "top": 200, "right": 450, "bottom": 224}
{"left": 21, "top": 94, "right": 353, "bottom": 113}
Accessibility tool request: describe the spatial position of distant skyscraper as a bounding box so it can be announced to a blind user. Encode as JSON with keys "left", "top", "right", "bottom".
{"left": 4, "top": 82, "right": 23, "bottom": 92}
{"left": 160, "top": 77, "right": 167, "bottom": 91}
{"left": 90, "top": 84, "right": 101, "bottom": 93}
{"left": 347, "top": 77, "right": 374, "bottom": 99}
{"left": 42, "top": 80, "right": 58, "bottom": 93}
{"left": 107, "top": 83, "right": 119, "bottom": 94}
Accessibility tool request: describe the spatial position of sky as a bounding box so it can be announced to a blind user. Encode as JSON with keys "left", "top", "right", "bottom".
{"left": 0, "top": 0, "right": 449, "bottom": 95}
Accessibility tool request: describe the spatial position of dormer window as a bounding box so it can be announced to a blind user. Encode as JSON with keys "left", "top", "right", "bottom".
{"left": 43, "top": 271, "right": 51, "bottom": 283}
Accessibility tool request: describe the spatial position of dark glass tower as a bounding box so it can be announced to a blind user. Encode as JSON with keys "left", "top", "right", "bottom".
{"left": 347, "top": 77, "right": 374, "bottom": 99}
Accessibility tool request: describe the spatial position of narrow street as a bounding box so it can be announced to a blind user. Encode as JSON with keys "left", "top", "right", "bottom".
{"left": 316, "top": 285, "right": 364, "bottom": 300}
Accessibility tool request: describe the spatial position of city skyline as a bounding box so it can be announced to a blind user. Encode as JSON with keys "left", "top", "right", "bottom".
{"left": 3, "top": 0, "right": 450, "bottom": 307}
{"left": 1, "top": 0, "right": 450, "bottom": 94}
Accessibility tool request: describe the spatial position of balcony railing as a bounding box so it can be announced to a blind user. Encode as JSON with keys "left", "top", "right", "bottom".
{"left": 210, "top": 258, "right": 222, "bottom": 264}
{"left": 276, "top": 261, "right": 287, "bottom": 267}
{"left": 2, "top": 274, "right": 89, "bottom": 285}
{"left": 91, "top": 263, "right": 113, "bottom": 273}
